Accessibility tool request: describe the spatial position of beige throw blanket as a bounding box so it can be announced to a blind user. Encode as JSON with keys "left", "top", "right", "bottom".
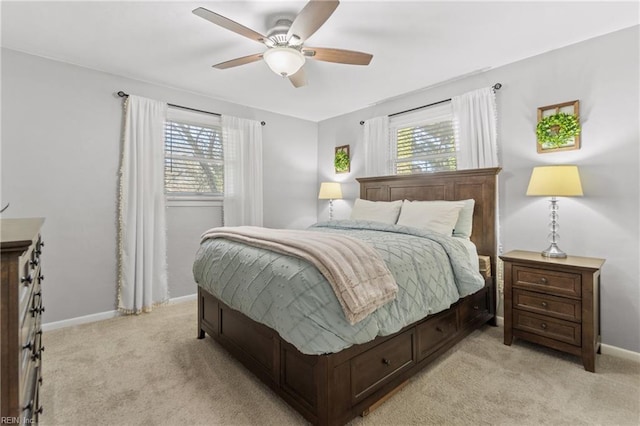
{"left": 201, "top": 226, "right": 398, "bottom": 325}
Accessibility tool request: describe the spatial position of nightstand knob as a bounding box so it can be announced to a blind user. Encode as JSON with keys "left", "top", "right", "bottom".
{"left": 539, "top": 277, "right": 548, "bottom": 284}
{"left": 541, "top": 323, "right": 548, "bottom": 329}
{"left": 382, "top": 358, "right": 391, "bottom": 366}
{"left": 541, "top": 302, "right": 548, "bottom": 308}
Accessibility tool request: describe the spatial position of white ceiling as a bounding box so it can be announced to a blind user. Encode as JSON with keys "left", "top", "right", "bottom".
{"left": 2, "top": 1, "right": 638, "bottom": 122}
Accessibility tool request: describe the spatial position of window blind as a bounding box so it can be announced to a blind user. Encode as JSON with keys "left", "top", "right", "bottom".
{"left": 164, "top": 109, "right": 223, "bottom": 196}
{"left": 391, "top": 102, "right": 457, "bottom": 174}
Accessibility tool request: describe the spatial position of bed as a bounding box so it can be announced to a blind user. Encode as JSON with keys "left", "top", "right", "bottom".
{"left": 195, "top": 167, "right": 500, "bottom": 425}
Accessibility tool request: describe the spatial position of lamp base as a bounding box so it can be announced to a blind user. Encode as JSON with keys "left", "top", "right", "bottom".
{"left": 541, "top": 243, "right": 567, "bottom": 258}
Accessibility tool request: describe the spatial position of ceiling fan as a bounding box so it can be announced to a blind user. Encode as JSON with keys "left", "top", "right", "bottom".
{"left": 193, "top": 0, "right": 373, "bottom": 88}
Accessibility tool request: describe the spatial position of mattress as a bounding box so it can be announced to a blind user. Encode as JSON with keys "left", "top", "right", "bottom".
{"left": 193, "top": 220, "right": 485, "bottom": 355}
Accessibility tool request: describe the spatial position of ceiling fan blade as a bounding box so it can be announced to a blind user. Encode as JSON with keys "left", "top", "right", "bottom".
{"left": 302, "top": 47, "right": 373, "bottom": 65}
{"left": 213, "top": 53, "right": 264, "bottom": 70}
{"left": 289, "top": 67, "right": 308, "bottom": 88}
{"left": 193, "top": 7, "right": 268, "bottom": 44}
{"left": 287, "top": 0, "right": 339, "bottom": 42}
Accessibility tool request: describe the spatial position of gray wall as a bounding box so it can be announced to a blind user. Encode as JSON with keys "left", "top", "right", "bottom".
{"left": 317, "top": 27, "right": 640, "bottom": 352}
{"left": 1, "top": 48, "right": 318, "bottom": 323}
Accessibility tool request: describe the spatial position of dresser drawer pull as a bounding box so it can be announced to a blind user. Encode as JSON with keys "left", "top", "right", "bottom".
{"left": 541, "top": 302, "right": 548, "bottom": 308}
{"left": 30, "top": 306, "right": 45, "bottom": 317}
{"left": 30, "top": 346, "right": 45, "bottom": 360}
{"left": 39, "top": 376, "right": 43, "bottom": 385}
{"left": 38, "top": 274, "right": 44, "bottom": 282}
{"left": 382, "top": 358, "right": 391, "bottom": 366}
{"left": 23, "top": 401, "right": 33, "bottom": 412}
{"left": 539, "top": 277, "right": 548, "bottom": 284}
{"left": 35, "top": 406, "right": 44, "bottom": 415}
{"left": 435, "top": 326, "right": 443, "bottom": 333}
{"left": 21, "top": 274, "right": 33, "bottom": 285}
{"left": 23, "top": 340, "right": 34, "bottom": 351}
{"left": 473, "top": 305, "right": 480, "bottom": 310}
{"left": 541, "top": 323, "right": 548, "bottom": 330}
{"left": 30, "top": 258, "right": 39, "bottom": 267}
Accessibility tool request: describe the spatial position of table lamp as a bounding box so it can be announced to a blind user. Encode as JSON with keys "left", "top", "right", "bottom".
{"left": 318, "top": 182, "right": 342, "bottom": 221}
{"left": 526, "top": 165, "right": 583, "bottom": 258}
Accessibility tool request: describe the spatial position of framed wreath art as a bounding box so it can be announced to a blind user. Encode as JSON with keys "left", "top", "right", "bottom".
{"left": 334, "top": 145, "right": 350, "bottom": 173}
{"left": 536, "top": 100, "right": 581, "bottom": 153}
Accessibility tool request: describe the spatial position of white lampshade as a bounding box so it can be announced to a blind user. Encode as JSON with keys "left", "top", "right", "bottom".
{"left": 318, "top": 182, "right": 343, "bottom": 200}
{"left": 526, "top": 165, "right": 583, "bottom": 197}
{"left": 263, "top": 47, "right": 305, "bottom": 77}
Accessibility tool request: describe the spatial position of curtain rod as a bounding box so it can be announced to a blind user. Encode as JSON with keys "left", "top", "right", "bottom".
{"left": 359, "top": 83, "right": 502, "bottom": 125}
{"left": 116, "top": 91, "right": 266, "bottom": 126}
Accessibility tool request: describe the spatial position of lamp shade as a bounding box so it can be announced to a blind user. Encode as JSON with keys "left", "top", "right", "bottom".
{"left": 526, "top": 165, "right": 583, "bottom": 197}
{"left": 318, "top": 182, "right": 343, "bottom": 200}
{"left": 263, "top": 47, "right": 305, "bottom": 77}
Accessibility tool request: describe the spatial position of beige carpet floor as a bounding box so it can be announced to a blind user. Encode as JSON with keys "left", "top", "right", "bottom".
{"left": 41, "top": 301, "right": 640, "bottom": 426}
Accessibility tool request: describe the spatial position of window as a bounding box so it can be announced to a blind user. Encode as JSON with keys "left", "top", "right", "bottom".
{"left": 164, "top": 108, "right": 223, "bottom": 197}
{"left": 390, "top": 102, "right": 456, "bottom": 174}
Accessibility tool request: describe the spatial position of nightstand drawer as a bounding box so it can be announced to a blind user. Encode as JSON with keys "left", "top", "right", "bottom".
{"left": 513, "top": 310, "right": 581, "bottom": 346}
{"left": 513, "top": 266, "right": 581, "bottom": 298}
{"left": 513, "top": 289, "right": 581, "bottom": 322}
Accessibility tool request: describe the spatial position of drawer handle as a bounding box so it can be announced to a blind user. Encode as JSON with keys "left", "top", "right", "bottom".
{"left": 38, "top": 274, "right": 45, "bottom": 282}
{"left": 435, "top": 326, "right": 443, "bottom": 333}
{"left": 23, "top": 401, "right": 33, "bottom": 412}
{"left": 39, "top": 376, "right": 43, "bottom": 385}
{"left": 541, "top": 323, "right": 548, "bottom": 330}
{"left": 30, "top": 258, "right": 39, "bottom": 267}
{"left": 21, "top": 275, "right": 33, "bottom": 285}
{"left": 539, "top": 277, "right": 548, "bottom": 284}
{"left": 541, "top": 302, "right": 548, "bottom": 308}
{"left": 23, "top": 340, "right": 34, "bottom": 351}
{"left": 473, "top": 305, "right": 480, "bottom": 310}
{"left": 35, "top": 406, "right": 44, "bottom": 415}
{"left": 382, "top": 358, "right": 391, "bottom": 366}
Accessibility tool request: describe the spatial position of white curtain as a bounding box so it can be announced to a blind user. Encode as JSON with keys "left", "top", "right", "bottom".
{"left": 222, "top": 115, "right": 263, "bottom": 226}
{"left": 363, "top": 115, "right": 392, "bottom": 176}
{"left": 452, "top": 87, "right": 499, "bottom": 169}
{"left": 118, "top": 95, "right": 169, "bottom": 314}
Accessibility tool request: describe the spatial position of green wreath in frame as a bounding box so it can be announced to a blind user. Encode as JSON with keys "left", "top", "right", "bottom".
{"left": 536, "top": 113, "right": 581, "bottom": 148}
{"left": 334, "top": 149, "right": 350, "bottom": 173}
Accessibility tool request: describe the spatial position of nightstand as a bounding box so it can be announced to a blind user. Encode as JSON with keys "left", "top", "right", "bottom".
{"left": 501, "top": 250, "right": 605, "bottom": 372}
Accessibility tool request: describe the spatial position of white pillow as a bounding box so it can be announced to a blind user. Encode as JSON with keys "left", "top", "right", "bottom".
{"left": 397, "top": 200, "right": 464, "bottom": 235}
{"left": 350, "top": 199, "right": 403, "bottom": 224}
{"left": 453, "top": 199, "right": 475, "bottom": 239}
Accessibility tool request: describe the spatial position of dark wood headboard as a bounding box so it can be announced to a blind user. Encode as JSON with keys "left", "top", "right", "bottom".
{"left": 357, "top": 167, "right": 501, "bottom": 276}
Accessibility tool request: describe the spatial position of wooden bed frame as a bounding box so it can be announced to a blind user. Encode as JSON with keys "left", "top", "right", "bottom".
{"left": 197, "top": 167, "right": 501, "bottom": 425}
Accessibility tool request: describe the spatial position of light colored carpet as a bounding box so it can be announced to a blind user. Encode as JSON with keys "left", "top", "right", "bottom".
{"left": 41, "top": 301, "right": 640, "bottom": 426}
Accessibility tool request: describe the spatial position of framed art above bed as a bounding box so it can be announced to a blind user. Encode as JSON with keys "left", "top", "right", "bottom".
{"left": 195, "top": 167, "right": 500, "bottom": 426}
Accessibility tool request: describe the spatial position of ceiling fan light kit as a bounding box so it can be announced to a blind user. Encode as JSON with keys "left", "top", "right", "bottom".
{"left": 193, "top": 0, "right": 372, "bottom": 88}
{"left": 263, "top": 47, "right": 305, "bottom": 77}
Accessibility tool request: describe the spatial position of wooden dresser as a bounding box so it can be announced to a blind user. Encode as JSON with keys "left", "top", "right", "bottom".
{"left": 501, "top": 250, "right": 605, "bottom": 372}
{"left": 1, "top": 218, "right": 45, "bottom": 424}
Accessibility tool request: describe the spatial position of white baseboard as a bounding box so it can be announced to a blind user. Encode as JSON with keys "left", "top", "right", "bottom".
{"left": 600, "top": 343, "right": 640, "bottom": 362}
{"left": 493, "top": 316, "right": 640, "bottom": 362}
{"left": 41, "top": 301, "right": 640, "bottom": 362}
{"left": 42, "top": 293, "right": 197, "bottom": 332}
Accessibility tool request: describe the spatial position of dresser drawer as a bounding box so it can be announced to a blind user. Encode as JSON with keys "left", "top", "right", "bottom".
{"left": 513, "top": 289, "right": 581, "bottom": 322}
{"left": 416, "top": 310, "right": 457, "bottom": 361}
{"left": 513, "top": 310, "right": 581, "bottom": 346}
{"left": 18, "top": 250, "right": 38, "bottom": 323}
{"left": 513, "top": 266, "right": 581, "bottom": 298}
{"left": 351, "top": 330, "right": 415, "bottom": 402}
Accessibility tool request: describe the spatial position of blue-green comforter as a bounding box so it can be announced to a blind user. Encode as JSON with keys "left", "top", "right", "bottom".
{"left": 193, "top": 220, "right": 484, "bottom": 355}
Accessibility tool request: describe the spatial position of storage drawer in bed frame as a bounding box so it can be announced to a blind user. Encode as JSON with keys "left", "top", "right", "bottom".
{"left": 197, "top": 279, "right": 494, "bottom": 426}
